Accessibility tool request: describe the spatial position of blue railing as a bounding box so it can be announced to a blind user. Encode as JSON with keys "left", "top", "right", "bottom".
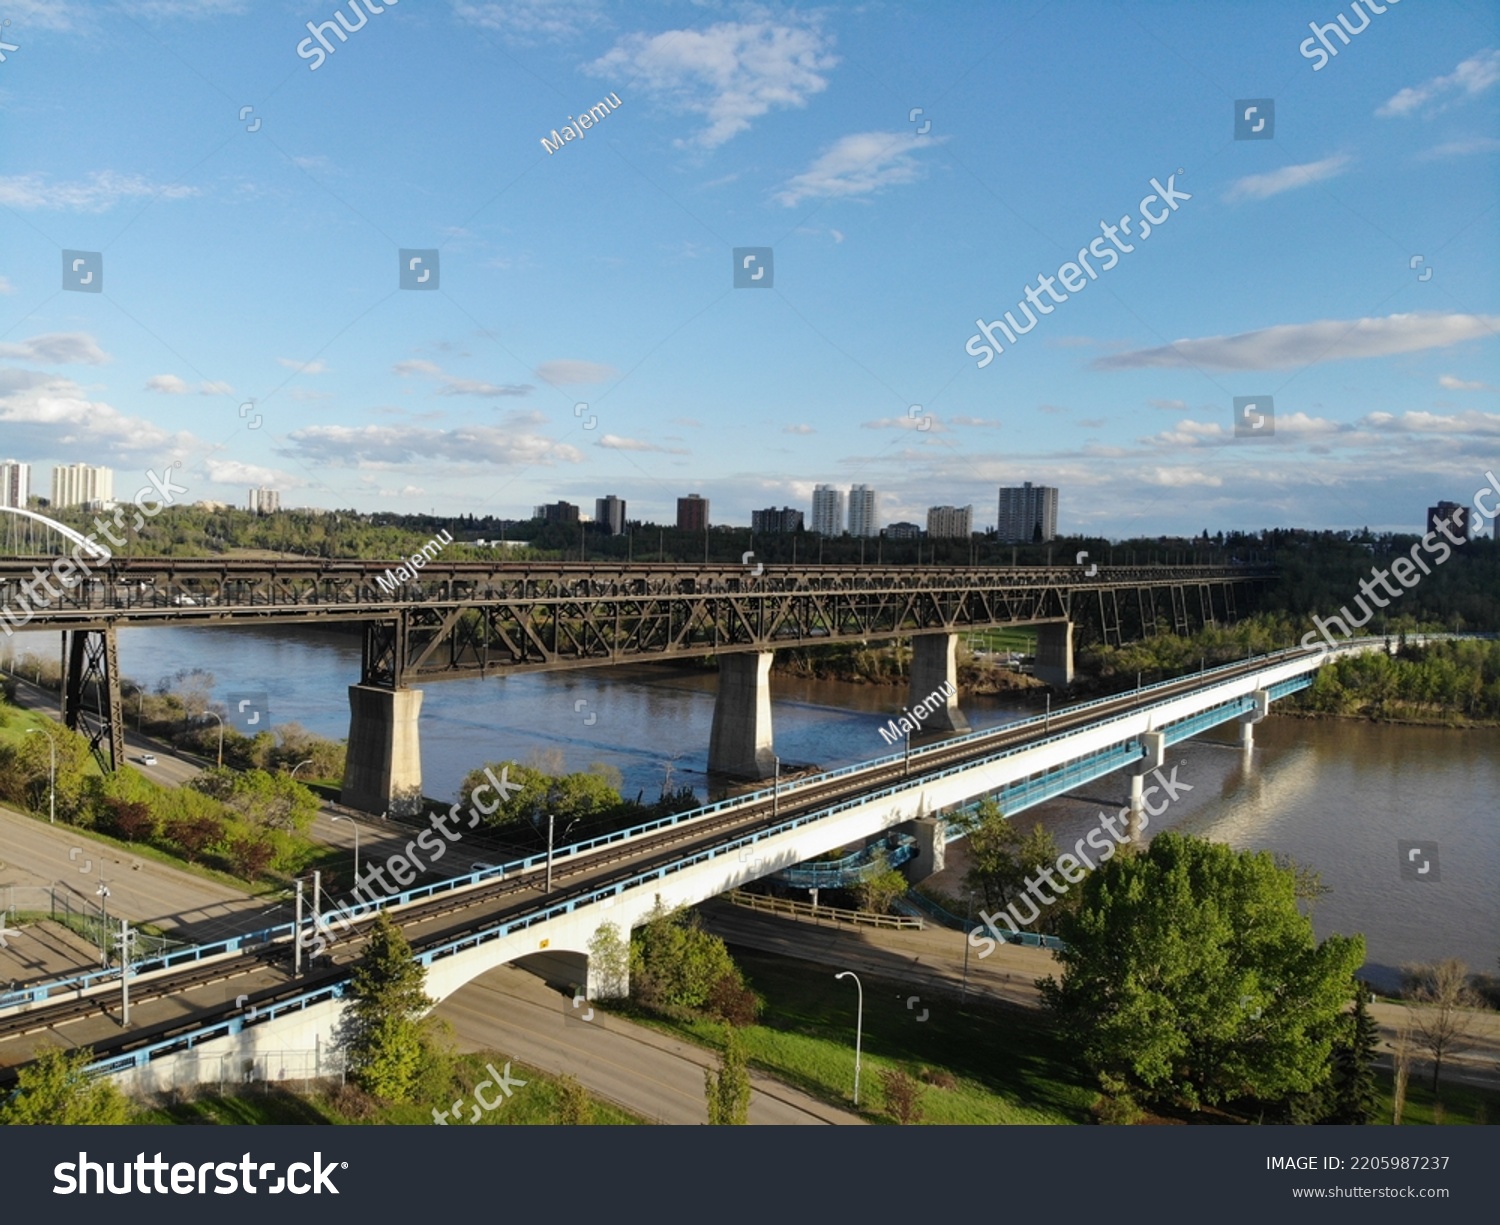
{"left": 902, "top": 890, "right": 1067, "bottom": 949}
{"left": 772, "top": 833, "right": 916, "bottom": 888}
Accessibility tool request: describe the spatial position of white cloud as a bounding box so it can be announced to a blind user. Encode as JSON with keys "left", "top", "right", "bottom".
{"left": 1360, "top": 409, "right": 1500, "bottom": 435}
{"left": 450, "top": 0, "right": 606, "bottom": 42}
{"left": 0, "top": 277, "right": 14, "bottom": 295}
{"left": 1148, "top": 398, "right": 1187, "bottom": 411}
{"left": 595, "top": 433, "right": 688, "bottom": 454}
{"left": 0, "top": 372, "right": 179, "bottom": 453}
{"left": 0, "top": 171, "right": 199, "bottom": 212}
{"left": 950, "top": 415, "right": 1002, "bottom": 428}
{"left": 1437, "top": 374, "right": 1495, "bottom": 392}
{"left": 587, "top": 17, "right": 837, "bottom": 149}
{"left": 277, "top": 357, "right": 328, "bottom": 374}
{"left": 1223, "top": 155, "right": 1352, "bottom": 202}
{"left": 0, "top": 333, "right": 110, "bottom": 365}
{"left": 1377, "top": 49, "right": 1500, "bottom": 118}
{"left": 535, "top": 359, "right": 618, "bottom": 386}
{"left": 1094, "top": 312, "right": 1500, "bottom": 371}
{"left": 205, "top": 458, "right": 284, "bottom": 487}
{"left": 783, "top": 423, "right": 815, "bottom": 434}
{"left": 775, "top": 130, "right": 942, "bottom": 206}
{"left": 146, "top": 374, "right": 189, "bottom": 394}
{"left": 286, "top": 423, "right": 582, "bottom": 466}
{"left": 862, "top": 415, "right": 948, "bottom": 433}
{"left": 393, "top": 358, "right": 531, "bottom": 397}
{"left": 1418, "top": 136, "right": 1500, "bottom": 159}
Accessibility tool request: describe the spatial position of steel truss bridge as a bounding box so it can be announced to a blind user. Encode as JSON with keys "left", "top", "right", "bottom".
{"left": 0, "top": 556, "right": 1271, "bottom": 771}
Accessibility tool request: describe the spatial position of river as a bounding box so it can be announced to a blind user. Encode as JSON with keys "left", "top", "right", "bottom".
{"left": 12, "top": 624, "right": 1495, "bottom": 988}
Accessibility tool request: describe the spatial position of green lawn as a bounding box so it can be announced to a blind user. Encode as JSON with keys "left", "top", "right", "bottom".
{"left": 961, "top": 627, "right": 1037, "bottom": 655}
{"left": 133, "top": 1053, "right": 645, "bottom": 1126}
{"left": 618, "top": 949, "right": 1094, "bottom": 1125}
{"left": 1373, "top": 1069, "right": 1498, "bottom": 1126}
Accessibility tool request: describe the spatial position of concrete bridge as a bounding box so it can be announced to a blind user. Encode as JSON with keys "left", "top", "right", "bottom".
{"left": 0, "top": 637, "right": 1392, "bottom": 1094}
{"left": 0, "top": 539, "right": 1270, "bottom": 812}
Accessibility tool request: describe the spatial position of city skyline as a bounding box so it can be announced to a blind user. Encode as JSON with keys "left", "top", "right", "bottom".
{"left": 0, "top": 3, "right": 1494, "bottom": 539}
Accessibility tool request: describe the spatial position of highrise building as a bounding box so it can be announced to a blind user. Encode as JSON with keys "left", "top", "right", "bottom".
{"left": 751, "top": 506, "right": 804, "bottom": 534}
{"left": 676, "top": 494, "right": 709, "bottom": 531}
{"left": 997, "top": 482, "right": 1058, "bottom": 542}
{"left": 595, "top": 495, "right": 626, "bottom": 535}
{"left": 535, "top": 500, "right": 580, "bottom": 524}
{"left": 0, "top": 460, "right": 30, "bottom": 509}
{"left": 848, "top": 484, "right": 879, "bottom": 537}
{"left": 248, "top": 487, "right": 281, "bottom": 514}
{"left": 884, "top": 521, "right": 922, "bottom": 540}
{"left": 811, "top": 484, "right": 845, "bottom": 535}
{"left": 1426, "top": 501, "right": 1470, "bottom": 541}
{"left": 927, "top": 505, "right": 973, "bottom": 538}
{"left": 51, "top": 463, "right": 113, "bottom": 510}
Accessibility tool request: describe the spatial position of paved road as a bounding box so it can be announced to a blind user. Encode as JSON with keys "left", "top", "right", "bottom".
{"left": 434, "top": 962, "right": 860, "bottom": 1125}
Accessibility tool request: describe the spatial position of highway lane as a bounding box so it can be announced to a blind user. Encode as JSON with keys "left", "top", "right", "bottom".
{"left": 435, "top": 963, "right": 860, "bottom": 1125}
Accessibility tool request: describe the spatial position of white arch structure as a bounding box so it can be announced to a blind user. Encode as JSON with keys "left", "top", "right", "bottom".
{"left": 0, "top": 506, "right": 111, "bottom": 560}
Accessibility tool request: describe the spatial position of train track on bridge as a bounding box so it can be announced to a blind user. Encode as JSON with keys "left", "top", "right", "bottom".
{"left": 0, "top": 649, "right": 1295, "bottom": 1079}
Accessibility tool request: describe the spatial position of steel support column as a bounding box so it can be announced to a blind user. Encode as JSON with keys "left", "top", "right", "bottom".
{"left": 61, "top": 627, "right": 125, "bottom": 773}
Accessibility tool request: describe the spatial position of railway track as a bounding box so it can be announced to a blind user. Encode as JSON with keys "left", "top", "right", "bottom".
{"left": 0, "top": 651, "right": 1285, "bottom": 1074}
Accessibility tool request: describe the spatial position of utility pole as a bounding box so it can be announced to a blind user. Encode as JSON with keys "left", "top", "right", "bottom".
{"left": 294, "top": 878, "right": 304, "bottom": 977}
{"left": 119, "top": 918, "right": 132, "bottom": 1025}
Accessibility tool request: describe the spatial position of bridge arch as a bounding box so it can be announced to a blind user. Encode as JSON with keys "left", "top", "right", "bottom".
{"left": 0, "top": 506, "right": 112, "bottom": 560}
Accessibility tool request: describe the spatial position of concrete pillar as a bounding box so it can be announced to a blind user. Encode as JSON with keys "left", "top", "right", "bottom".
{"left": 1128, "top": 771, "right": 1144, "bottom": 817}
{"left": 1034, "top": 621, "right": 1074, "bottom": 688}
{"left": 900, "top": 815, "right": 946, "bottom": 882}
{"left": 708, "top": 651, "right": 776, "bottom": 779}
{"left": 1129, "top": 732, "right": 1165, "bottom": 816}
{"left": 909, "top": 633, "right": 969, "bottom": 732}
{"left": 1239, "top": 718, "right": 1254, "bottom": 751}
{"left": 342, "top": 684, "right": 424, "bottom": 815}
{"left": 1240, "top": 689, "right": 1268, "bottom": 752}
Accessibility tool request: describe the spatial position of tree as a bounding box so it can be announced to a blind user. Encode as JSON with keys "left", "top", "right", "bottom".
{"left": 705, "top": 1027, "right": 750, "bottom": 1125}
{"left": 1403, "top": 959, "right": 1486, "bottom": 1095}
{"left": 1039, "top": 832, "right": 1365, "bottom": 1112}
{"left": 165, "top": 813, "right": 224, "bottom": 864}
{"left": 1328, "top": 981, "right": 1379, "bottom": 1123}
{"left": 879, "top": 1066, "right": 926, "bottom": 1125}
{"left": 0, "top": 1046, "right": 132, "bottom": 1125}
{"left": 228, "top": 832, "right": 276, "bottom": 881}
{"left": 587, "top": 921, "right": 629, "bottom": 998}
{"left": 104, "top": 798, "right": 156, "bottom": 843}
{"left": 630, "top": 902, "right": 739, "bottom": 1014}
{"left": 855, "top": 852, "right": 910, "bottom": 914}
{"left": 338, "top": 911, "right": 436, "bottom": 1103}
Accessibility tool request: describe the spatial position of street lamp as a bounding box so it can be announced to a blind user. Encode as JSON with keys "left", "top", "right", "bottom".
{"left": 195, "top": 710, "right": 224, "bottom": 767}
{"left": 95, "top": 876, "right": 111, "bottom": 969}
{"left": 331, "top": 814, "right": 360, "bottom": 883}
{"left": 834, "top": 970, "right": 864, "bottom": 1106}
{"left": 545, "top": 816, "right": 582, "bottom": 894}
{"left": 290, "top": 758, "right": 314, "bottom": 782}
{"left": 25, "top": 727, "right": 55, "bottom": 824}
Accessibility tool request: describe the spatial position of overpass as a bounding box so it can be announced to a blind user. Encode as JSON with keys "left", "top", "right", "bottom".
{"left": 0, "top": 636, "right": 1385, "bottom": 1094}
{"left": 0, "top": 542, "right": 1271, "bottom": 810}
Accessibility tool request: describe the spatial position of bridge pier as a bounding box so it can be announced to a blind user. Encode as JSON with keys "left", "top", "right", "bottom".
{"left": 909, "top": 633, "right": 969, "bottom": 732}
{"left": 1033, "top": 621, "right": 1074, "bottom": 688}
{"left": 899, "top": 814, "right": 946, "bottom": 882}
{"left": 1240, "top": 689, "right": 1270, "bottom": 753}
{"left": 342, "top": 684, "right": 425, "bottom": 815}
{"left": 708, "top": 651, "right": 777, "bottom": 779}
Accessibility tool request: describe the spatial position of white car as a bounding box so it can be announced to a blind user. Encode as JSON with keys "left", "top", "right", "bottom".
{"left": 137, "top": 754, "right": 158, "bottom": 766}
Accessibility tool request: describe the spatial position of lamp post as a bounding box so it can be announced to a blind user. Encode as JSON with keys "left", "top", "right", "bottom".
{"left": 961, "top": 891, "right": 974, "bottom": 1002}
{"left": 331, "top": 814, "right": 360, "bottom": 883}
{"left": 290, "top": 758, "right": 314, "bottom": 782}
{"left": 834, "top": 970, "right": 864, "bottom": 1106}
{"left": 95, "top": 876, "right": 111, "bottom": 969}
{"left": 196, "top": 710, "right": 224, "bottom": 767}
{"left": 25, "top": 727, "right": 55, "bottom": 824}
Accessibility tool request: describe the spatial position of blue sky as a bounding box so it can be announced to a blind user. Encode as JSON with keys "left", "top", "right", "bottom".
{"left": 1, "top": 0, "right": 1496, "bottom": 537}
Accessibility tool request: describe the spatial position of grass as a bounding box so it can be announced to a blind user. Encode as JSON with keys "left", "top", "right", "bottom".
{"left": 961, "top": 626, "right": 1037, "bottom": 655}
{"left": 132, "top": 1052, "right": 646, "bottom": 1126}
{"left": 618, "top": 948, "right": 1094, "bottom": 1125}
{"left": 1374, "top": 1069, "right": 1498, "bottom": 1126}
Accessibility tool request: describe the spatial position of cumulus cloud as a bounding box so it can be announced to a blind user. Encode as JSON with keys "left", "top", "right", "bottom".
{"left": 0, "top": 171, "right": 199, "bottom": 212}
{"left": 535, "top": 359, "right": 618, "bottom": 386}
{"left": 595, "top": 433, "right": 688, "bottom": 454}
{"left": 205, "top": 458, "right": 284, "bottom": 487}
{"left": 146, "top": 374, "right": 231, "bottom": 395}
{"left": 783, "top": 423, "right": 815, "bottom": 434}
{"left": 1094, "top": 312, "right": 1500, "bottom": 372}
{"left": 0, "top": 333, "right": 109, "bottom": 366}
{"left": 775, "top": 130, "right": 942, "bottom": 207}
{"left": 1360, "top": 409, "right": 1500, "bottom": 435}
{"left": 1377, "top": 50, "right": 1500, "bottom": 118}
{"left": 0, "top": 372, "right": 180, "bottom": 453}
{"left": 285, "top": 423, "right": 582, "bottom": 466}
{"left": 587, "top": 17, "right": 837, "bottom": 149}
{"left": 1223, "top": 155, "right": 1352, "bottom": 202}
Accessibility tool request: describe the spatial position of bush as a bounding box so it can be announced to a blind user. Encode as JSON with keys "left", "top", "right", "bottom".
{"left": 706, "top": 971, "right": 762, "bottom": 1028}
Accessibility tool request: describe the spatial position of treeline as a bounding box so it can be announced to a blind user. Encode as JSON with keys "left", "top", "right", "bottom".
{"left": 1300, "top": 638, "right": 1500, "bottom": 723}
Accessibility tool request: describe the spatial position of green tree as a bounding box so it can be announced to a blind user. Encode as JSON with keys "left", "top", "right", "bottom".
{"left": 855, "top": 852, "right": 910, "bottom": 914}
{"left": 0, "top": 1046, "right": 132, "bottom": 1125}
{"left": 705, "top": 1027, "right": 751, "bottom": 1125}
{"left": 338, "top": 912, "right": 436, "bottom": 1103}
{"left": 1039, "top": 832, "right": 1365, "bottom": 1112}
{"left": 1328, "top": 981, "right": 1379, "bottom": 1123}
{"left": 587, "top": 921, "right": 629, "bottom": 998}
{"left": 630, "top": 902, "right": 739, "bottom": 1014}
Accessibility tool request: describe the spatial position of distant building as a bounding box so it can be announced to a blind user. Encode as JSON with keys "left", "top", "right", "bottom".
{"left": 926, "top": 505, "right": 973, "bottom": 538}
{"left": 811, "top": 484, "right": 845, "bottom": 535}
{"left": 884, "top": 521, "right": 922, "bottom": 540}
{"left": 751, "top": 506, "right": 804, "bottom": 534}
{"left": 535, "top": 501, "right": 580, "bottom": 525}
{"left": 677, "top": 494, "right": 709, "bottom": 532}
{"left": 595, "top": 495, "right": 626, "bottom": 535}
{"left": 248, "top": 487, "right": 281, "bottom": 514}
{"left": 0, "top": 460, "right": 30, "bottom": 509}
{"left": 997, "top": 482, "right": 1058, "bottom": 542}
{"left": 848, "top": 484, "right": 879, "bottom": 538}
{"left": 51, "top": 463, "right": 113, "bottom": 510}
{"left": 1427, "top": 501, "right": 1470, "bottom": 541}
